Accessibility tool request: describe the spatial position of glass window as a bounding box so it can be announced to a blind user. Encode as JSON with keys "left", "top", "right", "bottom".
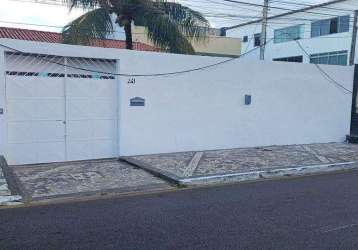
{"left": 330, "top": 17, "right": 338, "bottom": 34}
{"left": 310, "top": 51, "right": 348, "bottom": 66}
{"left": 310, "top": 57, "right": 319, "bottom": 64}
{"left": 311, "top": 21, "right": 320, "bottom": 37}
{"left": 273, "top": 56, "right": 303, "bottom": 63}
{"left": 320, "top": 19, "right": 331, "bottom": 36}
{"left": 338, "top": 54, "right": 348, "bottom": 65}
{"left": 274, "top": 25, "right": 303, "bottom": 43}
{"left": 328, "top": 54, "right": 338, "bottom": 65}
{"left": 339, "top": 15, "right": 350, "bottom": 33}
{"left": 311, "top": 15, "right": 350, "bottom": 38}
{"left": 319, "top": 55, "right": 329, "bottom": 64}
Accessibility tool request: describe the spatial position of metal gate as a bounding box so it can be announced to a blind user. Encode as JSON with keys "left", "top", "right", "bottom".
{"left": 5, "top": 52, "right": 119, "bottom": 165}
{"left": 350, "top": 64, "right": 358, "bottom": 137}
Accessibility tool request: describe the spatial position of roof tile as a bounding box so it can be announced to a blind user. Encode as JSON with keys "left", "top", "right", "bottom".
{"left": 0, "top": 26, "right": 159, "bottom": 52}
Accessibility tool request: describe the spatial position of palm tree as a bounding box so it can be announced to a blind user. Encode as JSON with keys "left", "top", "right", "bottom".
{"left": 62, "top": 0, "right": 210, "bottom": 54}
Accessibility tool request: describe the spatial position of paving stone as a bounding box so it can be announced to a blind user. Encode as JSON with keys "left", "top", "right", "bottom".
{"left": 0, "top": 190, "right": 11, "bottom": 196}
{"left": 127, "top": 143, "right": 358, "bottom": 179}
{"left": 0, "top": 183, "right": 9, "bottom": 190}
{"left": 11, "top": 159, "right": 170, "bottom": 200}
{"left": 131, "top": 152, "right": 195, "bottom": 177}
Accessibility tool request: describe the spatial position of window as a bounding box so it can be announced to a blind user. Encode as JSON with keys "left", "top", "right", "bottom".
{"left": 339, "top": 15, "right": 350, "bottom": 33}
{"left": 254, "top": 33, "right": 261, "bottom": 47}
{"left": 311, "top": 15, "right": 350, "bottom": 37}
{"left": 330, "top": 17, "right": 338, "bottom": 34}
{"left": 273, "top": 56, "right": 303, "bottom": 63}
{"left": 243, "top": 36, "right": 248, "bottom": 42}
{"left": 310, "top": 50, "right": 348, "bottom": 66}
{"left": 274, "top": 25, "right": 304, "bottom": 43}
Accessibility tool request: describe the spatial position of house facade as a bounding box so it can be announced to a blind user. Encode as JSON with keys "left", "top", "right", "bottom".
{"left": 129, "top": 25, "right": 242, "bottom": 57}
{"left": 0, "top": 38, "right": 354, "bottom": 165}
{"left": 224, "top": 0, "right": 358, "bottom": 65}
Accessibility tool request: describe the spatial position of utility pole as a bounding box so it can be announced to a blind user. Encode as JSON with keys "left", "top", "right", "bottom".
{"left": 260, "top": 0, "right": 269, "bottom": 60}
{"left": 349, "top": 10, "right": 358, "bottom": 65}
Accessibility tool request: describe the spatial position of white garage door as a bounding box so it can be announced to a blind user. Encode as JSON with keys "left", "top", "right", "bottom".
{"left": 5, "top": 53, "right": 119, "bottom": 165}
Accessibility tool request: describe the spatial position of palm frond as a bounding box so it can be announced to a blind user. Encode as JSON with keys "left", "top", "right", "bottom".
{"left": 153, "top": 1, "right": 210, "bottom": 41}
{"left": 62, "top": 7, "right": 113, "bottom": 45}
{"left": 134, "top": 8, "right": 195, "bottom": 54}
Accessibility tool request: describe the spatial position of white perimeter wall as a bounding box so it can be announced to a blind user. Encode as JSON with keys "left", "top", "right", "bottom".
{"left": 0, "top": 39, "right": 354, "bottom": 158}
{"left": 119, "top": 52, "right": 354, "bottom": 156}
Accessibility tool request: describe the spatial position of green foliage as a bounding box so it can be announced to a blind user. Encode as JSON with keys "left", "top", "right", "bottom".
{"left": 62, "top": 8, "right": 113, "bottom": 44}
{"left": 62, "top": 0, "right": 209, "bottom": 54}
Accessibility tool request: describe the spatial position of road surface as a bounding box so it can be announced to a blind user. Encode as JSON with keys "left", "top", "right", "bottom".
{"left": 1, "top": 171, "right": 358, "bottom": 249}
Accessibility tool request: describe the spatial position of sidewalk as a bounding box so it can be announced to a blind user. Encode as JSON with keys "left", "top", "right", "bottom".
{"left": 122, "top": 143, "right": 358, "bottom": 186}
{"left": 8, "top": 159, "right": 172, "bottom": 203}
{"left": 3, "top": 142, "right": 358, "bottom": 206}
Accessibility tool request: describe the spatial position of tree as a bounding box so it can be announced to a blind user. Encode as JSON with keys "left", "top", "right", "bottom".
{"left": 62, "top": 0, "right": 210, "bottom": 54}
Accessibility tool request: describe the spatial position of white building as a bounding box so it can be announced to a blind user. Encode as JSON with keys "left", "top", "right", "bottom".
{"left": 224, "top": 0, "right": 358, "bottom": 65}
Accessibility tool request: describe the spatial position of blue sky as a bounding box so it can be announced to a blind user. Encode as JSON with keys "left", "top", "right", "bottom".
{"left": 0, "top": 0, "right": 326, "bottom": 30}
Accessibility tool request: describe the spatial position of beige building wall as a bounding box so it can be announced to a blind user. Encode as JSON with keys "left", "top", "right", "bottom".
{"left": 132, "top": 26, "right": 241, "bottom": 57}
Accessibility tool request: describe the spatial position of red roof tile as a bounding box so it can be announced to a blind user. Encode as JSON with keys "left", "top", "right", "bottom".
{"left": 0, "top": 26, "right": 159, "bottom": 52}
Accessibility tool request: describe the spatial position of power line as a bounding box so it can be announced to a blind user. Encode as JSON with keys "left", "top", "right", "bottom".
{"left": 274, "top": 28, "right": 353, "bottom": 94}
{"left": 270, "top": 0, "right": 357, "bottom": 13}
{"left": 1, "top": 14, "right": 357, "bottom": 32}
{"left": 8, "top": 0, "right": 358, "bottom": 21}
{"left": 0, "top": 34, "right": 351, "bottom": 94}
{"left": 221, "top": 0, "right": 352, "bottom": 18}
{"left": 0, "top": 39, "right": 273, "bottom": 77}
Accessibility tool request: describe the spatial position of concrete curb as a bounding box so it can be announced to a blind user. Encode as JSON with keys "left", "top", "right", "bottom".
{"left": 0, "top": 156, "right": 23, "bottom": 206}
{"left": 122, "top": 156, "right": 358, "bottom": 187}
{"left": 120, "top": 157, "right": 181, "bottom": 185}
{"left": 179, "top": 162, "right": 358, "bottom": 186}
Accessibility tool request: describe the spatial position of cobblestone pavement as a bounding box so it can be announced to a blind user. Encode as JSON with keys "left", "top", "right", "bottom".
{"left": 10, "top": 159, "right": 171, "bottom": 201}
{"left": 128, "top": 143, "right": 358, "bottom": 179}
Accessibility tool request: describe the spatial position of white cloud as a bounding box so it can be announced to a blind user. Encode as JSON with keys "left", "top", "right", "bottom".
{"left": 0, "top": 0, "right": 84, "bottom": 31}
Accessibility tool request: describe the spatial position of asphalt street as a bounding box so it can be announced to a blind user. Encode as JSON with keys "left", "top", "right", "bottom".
{"left": 1, "top": 170, "right": 358, "bottom": 249}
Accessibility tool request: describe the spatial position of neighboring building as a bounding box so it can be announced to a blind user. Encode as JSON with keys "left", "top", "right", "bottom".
{"left": 0, "top": 26, "right": 159, "bottom": 52}
{"left": 224, "top": 0, "right": 358, "bottom": 65}
{"left": 130, "top": 25, "right": 241, "bottom": 57}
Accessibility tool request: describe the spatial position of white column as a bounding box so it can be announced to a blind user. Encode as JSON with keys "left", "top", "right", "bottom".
{"left": 0, "top": 49, "right": 6, "bottom": 156}
{"left": 116, "top": 59, "right": 122, "bottom": 157}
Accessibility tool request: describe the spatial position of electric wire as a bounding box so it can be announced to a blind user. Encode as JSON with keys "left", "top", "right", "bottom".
{"left": 0, "top": 39, "right": 272, "bottom": 77}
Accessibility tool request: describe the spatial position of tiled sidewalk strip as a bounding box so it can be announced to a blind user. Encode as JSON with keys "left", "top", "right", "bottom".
{"left": 123, "top": 143, "right": 358, "bottom": 186}
{"left": 10, "top": 159, "right": 170, "bottom": 201}
{"left": 0, "top": 156, "right": 22, "bottom": 206}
